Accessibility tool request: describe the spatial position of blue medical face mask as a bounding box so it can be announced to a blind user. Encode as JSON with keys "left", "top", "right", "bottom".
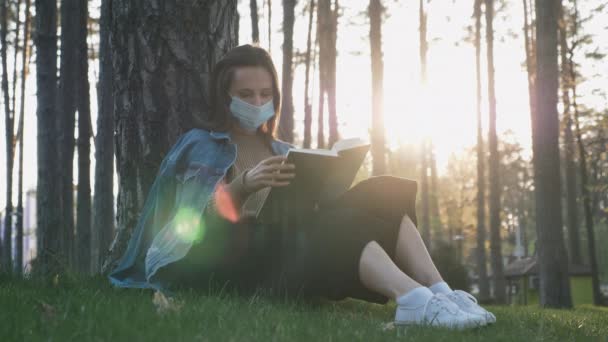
{"left": 229, "top": 96, "right": 275, "bottom": 132}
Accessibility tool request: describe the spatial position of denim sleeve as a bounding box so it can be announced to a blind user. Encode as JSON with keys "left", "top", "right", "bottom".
{"left": 145, "top": 161, "right": 224, "bottom": 283}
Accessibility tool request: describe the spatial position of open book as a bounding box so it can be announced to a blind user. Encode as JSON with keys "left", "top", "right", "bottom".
{"left": 255, "top": 137, "right": 371, "bottom": 224}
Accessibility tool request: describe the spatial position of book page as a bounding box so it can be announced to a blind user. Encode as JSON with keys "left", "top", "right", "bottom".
{"left": 331, "top": 137, "right": 369, "bottom": 153}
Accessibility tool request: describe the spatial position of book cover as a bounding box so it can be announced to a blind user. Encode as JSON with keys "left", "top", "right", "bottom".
{"left": 256, "top": 137, "right": 370, "bottom": 224}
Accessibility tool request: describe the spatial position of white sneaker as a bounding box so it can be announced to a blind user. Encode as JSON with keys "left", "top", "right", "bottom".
{"left": 395, "top": 293, "right": 486, "bottom": 329}
{"left": 445, "top": 290, "right": 497, "bottom": 324}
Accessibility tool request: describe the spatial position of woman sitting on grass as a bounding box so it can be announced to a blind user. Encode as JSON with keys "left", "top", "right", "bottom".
{"left": 109, "top": 44, "right": 496, "bottom": 329}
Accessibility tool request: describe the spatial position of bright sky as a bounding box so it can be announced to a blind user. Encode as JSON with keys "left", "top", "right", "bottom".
{"left": 1, "top": 0, "right": 606, "bottom": 211}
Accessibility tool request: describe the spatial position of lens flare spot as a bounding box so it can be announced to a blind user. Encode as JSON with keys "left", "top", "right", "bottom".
{"left": 214, "top": 182, "right": 240, "bottom": 223}
{"left": 174, "top": 208, "right": 205, "bottom": 243}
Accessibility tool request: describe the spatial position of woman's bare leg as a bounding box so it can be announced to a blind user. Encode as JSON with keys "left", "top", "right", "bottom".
{"left": 394, "top": 214, "right": 444, "bottom": 287}
{"left": 358, "top": 240, "right": 422, "bottom": 299}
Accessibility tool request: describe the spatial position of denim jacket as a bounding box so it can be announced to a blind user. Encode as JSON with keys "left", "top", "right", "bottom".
{"left": 108, "top": 128, "right": 294, "bottom": 290}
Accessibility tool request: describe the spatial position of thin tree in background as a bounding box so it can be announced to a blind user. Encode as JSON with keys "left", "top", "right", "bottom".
{"left": 75, "top": 0, "right": 91, "bottom": 274}
{"left": 369, "top": 0, "right": 385, "bottom": 176}
{"left": 1, "top": 0, "right": 14, "bottom": 271}
{"left": 474, "top": 0, "right": 490, "bottom": 302}
{"left": 558, "top": 0, "right": 581, "bottom": 266}
{"left": 279, "top": 0, "right": 295, "bottom": 143}
{"left": 14, "top": 0, "right": 32, "bottom": 275}
{"left": 485, "top": 0, "right": 505, "bottom": 303}
{"left": 316, "top": 0, "right": 338, "bottom": 148}
{"left": 92, "top": 0, "right": 114, "bottom": 273}
{"left": 11, "top": 0, "right": 21, "bottom": 122}
{"left": 34, "top": 0, "right": 62, "bottom": 275}
{"left": 567, "top": 0, "right": 601, "bottom": 306}
{"left": 420, "top": 140, "right": 431, "bottom": 248}
{"left": 327, "top": 0, "right": 338, "bottom": 147}
{"left": 533, "top": 0, "right": 572, "bottom": 308}
{"left": 418, "top": 0, "right": 430, "bottom": 248}
{"left": 267, "top": 0, "right": 272, "bottom": 52}
{"left": 429, "top": 142, "right": 443, "bottom": 240}
{"left": 523, "top": 0, "right": 536, "bottom": 120}
{"left": 57, "top": 0, "right": 80, "bottom": 267}
{"left": 251, "top": 0, "right": 260, "bottom": 43}
{"left": 316, "top": 0, "right": 329, "bottom": 149}
{"left": 104, "top": 0, "right": 238, "bottom": 271}
{"left": 303, "top": 0, "right": 315, "bottom": 148}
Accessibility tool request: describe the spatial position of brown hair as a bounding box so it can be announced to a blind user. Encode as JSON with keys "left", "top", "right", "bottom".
{"left": 202, "top": 44, "right": 281, "bottom": 142}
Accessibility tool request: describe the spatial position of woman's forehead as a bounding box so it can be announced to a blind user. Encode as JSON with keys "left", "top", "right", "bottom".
{"left": 231, "top": 66, "right": 272, "bottom": 88}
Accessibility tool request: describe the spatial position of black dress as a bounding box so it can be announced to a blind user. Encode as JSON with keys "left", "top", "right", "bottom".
{"left": 160, "top": 175, "right": 418, "bottom": 304}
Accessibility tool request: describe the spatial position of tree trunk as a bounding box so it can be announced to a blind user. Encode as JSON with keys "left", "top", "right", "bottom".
{"left": 572, "top": 96, "right": 601, "bottom": 305}
{"left": 327, "top": 0, "right": 338, "bottom": 147}
{"left": 568, "top": 0, "right": 601, "bottom": 305}
{"left": 75, "top": 0, "right": 91, "bottom": 274}
{"left": 369, "top": 0, "right": 385, "bottom": 175}
{"left": 11, "top": 0, "right": 22, "bottom": 122}
{"left": 92, "top": 0, "right": 114, "bottom": 274}
{"left": 533, "top": 0, "right": 572, "bottom": 308}
{"left": 474, "top": 0, "right": 490, "bottom": 302}
{"left": 103, "top": 0, "right": 238, "bottom": 273}
{"left": 250, "top": 0, "right": 260, "bottom": 43}
{"left": 485, "top": 0, "right": 505, "bottom": 303}
{"left": 302, "top": 0, "right": 315, "bottom": 149}
{"left": 1, "top": 0, "right": 14, "bottom": 271}
{"left": 558, "top": 0, "right": 581, "bottom": 266}
{"left": 418, "top": 0, "right": 430, "bottom": 248}
{"left": 279, "top": 0, "right": 295, "bottom": 143}
{"left": 57, "top": 0, "right": 80, "bottom": 268}
{"left": 267, "top": 0, "right": 272, "bottom": 52}
{"left": 429, "top": 142, "right": 442, "bottom": 240}
{"left": 317, "top": 0, "right": 329, "bottom": 149}
{"left": 419, "top": 140, "right": 431, "bottom": 248}
{"left": 34, "top": 0, "right": 62, "bottom": 275}
{"left": 14, "top": 0, "right": 32, "bottom": 275}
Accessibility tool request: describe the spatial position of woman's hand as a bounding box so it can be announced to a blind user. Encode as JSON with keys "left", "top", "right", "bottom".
{"left": 243, "top": 155, "right": 296, "bottom": 193}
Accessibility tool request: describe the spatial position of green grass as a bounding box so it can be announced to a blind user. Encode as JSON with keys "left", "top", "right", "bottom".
{"left": 1, "top": 276, "right": 607, "bottom": 341}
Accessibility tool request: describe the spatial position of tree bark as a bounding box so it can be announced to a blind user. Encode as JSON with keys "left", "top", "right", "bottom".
{"left": 103, "top": 0, "right": 238, "bottom": 273}
{"left": 485, "top": 0, "right": 505, "bottom": 303}
{"left": 303, "top": 0, "right": 315, "bottom": 148}
{"left": 92, "top": 0, "right": 114, "bottom": 274}
{"left": 474, "top": 0, "right": 490, "bottom": 302}
{"left": 14, "top": 0, "right": 31, "bottom": 275}
{"left": 75, "top": 0, "right": 92, "bottom": 274}
{"left": 279, "top": 0, "right": 295, "bottom": 143}
{"left": 533, "top": 0, "right": 572, "bottom": 308}
{"left": 369, "top": 0, "right": 385, "bottom": 176}
{"left": 34, "top": 0, "right": 62, "bottom": 275}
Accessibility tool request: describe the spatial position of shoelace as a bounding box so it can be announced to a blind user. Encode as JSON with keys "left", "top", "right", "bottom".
{"left": 424, "top": 293, "right": 460, "bottom": 317}
{"left": 452, "top": 290, "right": 478, "bottom": 308}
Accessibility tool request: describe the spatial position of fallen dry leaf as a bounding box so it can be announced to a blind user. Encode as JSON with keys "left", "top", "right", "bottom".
{"left": 381, "top": 321, "right": 395, "bottom": 331}
{"left": 152, "top": 291, "right": 183, "bottom": 314}
{"left": 37, "top": 300, "right": 57, "bottom": 321}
